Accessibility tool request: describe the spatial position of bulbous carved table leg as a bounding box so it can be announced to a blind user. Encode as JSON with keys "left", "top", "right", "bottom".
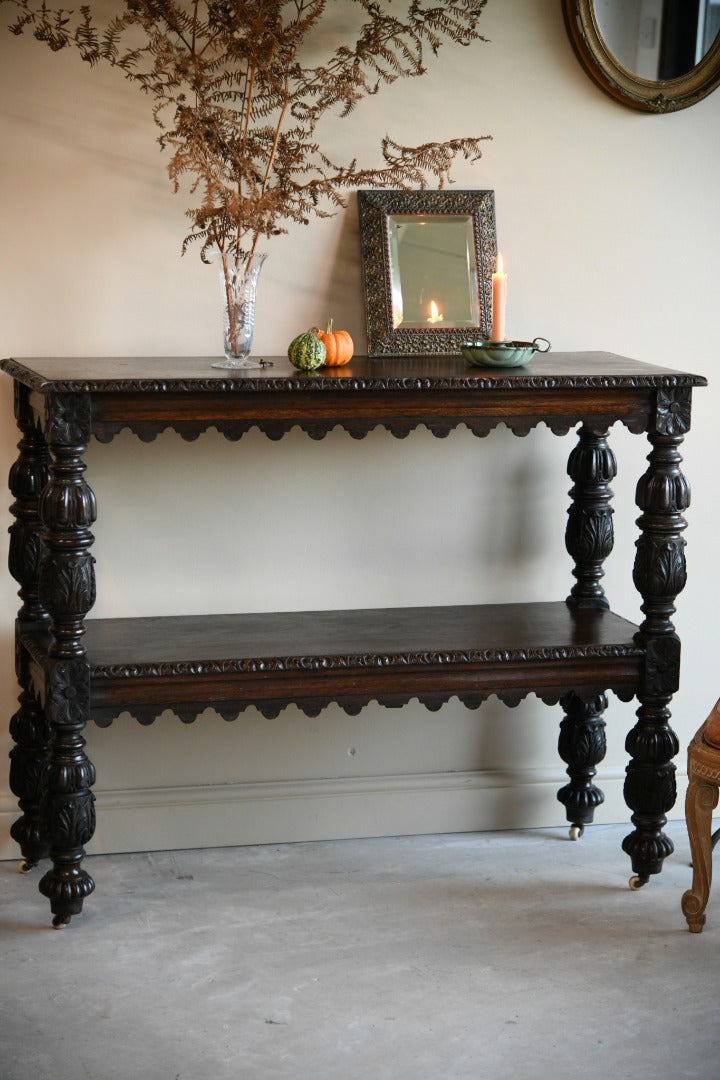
{"left": 623, "top": 401, "right": 691, "bottom": 886}
{"left": 36, "top": 397, "right": 98, "bottom": 925}
{"left": 38, "top": 659, "right": 96, "bottom": 927}
{"left": 565, "top": 424, "right": 616, "bottom": 611}
{"left": 559, "top": 425, "right": 614, "bottom": 835}
{"left": 557, "top": 692, "right": 607, "bottom": 837}
{"left": 7, "top": 385, "right": 51, "bottom": 870}
{"left": 9, "top": 692, "right": 51, "bottom": 872}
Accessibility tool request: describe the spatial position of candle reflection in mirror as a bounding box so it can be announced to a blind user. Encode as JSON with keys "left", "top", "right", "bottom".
{"left": 426, "top": 299, "right": 444, "bottom": 324}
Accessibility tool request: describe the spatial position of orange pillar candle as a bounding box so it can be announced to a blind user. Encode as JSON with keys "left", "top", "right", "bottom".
{"left": 491, "top": 253, "right": 507, "bottom": 342}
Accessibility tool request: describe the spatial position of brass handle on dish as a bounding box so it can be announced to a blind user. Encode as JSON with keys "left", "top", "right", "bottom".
{"left": 532, "top": 337, "right": 551, "bottom": 353}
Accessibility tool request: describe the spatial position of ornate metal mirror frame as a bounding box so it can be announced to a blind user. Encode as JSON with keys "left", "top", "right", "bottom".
{"left": 358, "top": 189, "right": 497, "bottom": 356}
{"left": 562, "top": 0, "right": 720, "bottom": 113}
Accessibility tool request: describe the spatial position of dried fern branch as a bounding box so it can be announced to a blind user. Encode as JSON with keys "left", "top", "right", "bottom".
{"left": 3, "top": 0, "right": 490, "bottom": 267}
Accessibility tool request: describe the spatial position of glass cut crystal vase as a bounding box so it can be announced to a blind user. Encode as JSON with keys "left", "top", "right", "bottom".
{"left": 212, "top": 251, "right": 267, "bottom": 370}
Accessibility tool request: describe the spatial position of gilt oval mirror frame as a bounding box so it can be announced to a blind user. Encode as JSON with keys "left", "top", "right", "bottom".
{"left": 562, "top": 0, "right": 720, "bottom": 112}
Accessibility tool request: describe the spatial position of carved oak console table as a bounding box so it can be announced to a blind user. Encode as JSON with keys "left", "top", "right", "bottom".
{"left": 1, "top": 353, "right": 706, "bottom": 927}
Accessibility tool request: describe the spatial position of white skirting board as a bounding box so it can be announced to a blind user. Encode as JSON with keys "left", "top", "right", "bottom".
{"left": 1, "top": 766, "right": 690, "bottom": 859}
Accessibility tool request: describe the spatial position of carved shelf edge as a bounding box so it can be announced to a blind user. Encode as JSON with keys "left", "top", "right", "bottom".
{"left": 0, "top": 355, "right": 707, "bottom": 393}
{"left": 20, "top": 634, "right": 644, "bottom": 680}
{"left": 92, "top": 686, "right": 639, "bottom": 727}
{"left": 91, "top": 413, "right": 650, "bottom": 444}
{"left": 84, "top": 641, "right": 642, "bottom": 678}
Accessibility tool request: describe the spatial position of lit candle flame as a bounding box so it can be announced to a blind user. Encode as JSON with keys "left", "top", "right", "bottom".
{"left": 496, "top": 252, "right": 504, "bottom": 273}
{"left": 427, "top": 299, "right": 444, "bottom": 324}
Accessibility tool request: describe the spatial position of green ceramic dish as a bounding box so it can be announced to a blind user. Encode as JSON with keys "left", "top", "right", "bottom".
{"left": 461, "top": 337, "right": 551, "bottom": 368}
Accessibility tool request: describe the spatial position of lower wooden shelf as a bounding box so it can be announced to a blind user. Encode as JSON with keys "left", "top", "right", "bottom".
{"left": 20, "top": 602, "right": 644, "bottom": 724}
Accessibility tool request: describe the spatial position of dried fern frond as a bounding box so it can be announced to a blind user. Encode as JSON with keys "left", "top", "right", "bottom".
{"left": 2, "top": 0, "right": 491, "bottom": 265}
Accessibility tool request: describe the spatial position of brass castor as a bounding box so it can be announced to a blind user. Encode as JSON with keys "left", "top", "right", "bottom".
{"left": 629, "top": 874, "right": 649, "bottom": 891}
{"left": 52, "top": 914, "right": 71, "bottom": 929}
{"left": 18, "top": 859, "right": 37, "bottom": 874}
{"left": 568, "top": 824, "right": 585, "bottom": 841}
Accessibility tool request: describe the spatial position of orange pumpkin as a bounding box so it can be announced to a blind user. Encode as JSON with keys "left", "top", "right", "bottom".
{"left": 316, "top": 319, "right": 353, "bottom": 366}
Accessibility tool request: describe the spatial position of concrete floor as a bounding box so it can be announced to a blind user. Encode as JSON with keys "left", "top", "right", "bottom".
{"left": 1, "top": 821, "right": 717, "bottom": 1080}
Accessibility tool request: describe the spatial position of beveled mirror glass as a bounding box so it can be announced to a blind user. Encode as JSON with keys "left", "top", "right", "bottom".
{"left": 562, "top": 0, "right": 720, "bottom": 112}
{"left": 358, "top": 189, "right": 496, "bottom": 356}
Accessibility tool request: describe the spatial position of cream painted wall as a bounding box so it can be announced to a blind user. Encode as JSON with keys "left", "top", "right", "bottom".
{"left": 0, "top": 1, "right": 718, "bottom": 858}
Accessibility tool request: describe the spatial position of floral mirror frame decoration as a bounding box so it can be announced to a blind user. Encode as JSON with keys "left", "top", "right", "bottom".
{"left": 358, "top": 189, "right": 497, "bottom": 356}
{"left": 562, "top": 0, "right": 720, "bottom": 113}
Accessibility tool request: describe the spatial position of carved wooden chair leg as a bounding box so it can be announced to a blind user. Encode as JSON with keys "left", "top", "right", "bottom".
{"left": 691, "top": 825, "right": 720, "bottom": 865}
{"left": 682, "top": 777, "right": 719, "bottom": 932}
{"left": 682, "top": 700, "right": 720, "bottom": 930}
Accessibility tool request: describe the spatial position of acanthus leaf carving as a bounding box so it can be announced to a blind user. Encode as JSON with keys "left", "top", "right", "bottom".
{"left": 47, "top": 792, "right": 97, "bottom": 848}
{"left": 623, "top": 762, "right": 677, "bottom": 817}
{"left": 39, "top": 554, "right": 97, "bottom": 623}
{"left": 9, "top": 526, "right": 45, "bottom": 590}
{"left": 633, "top": 536, "right": 687, "bottom": 600}
{"left": 566, "top": 506, "right": 614, "bottom": 562}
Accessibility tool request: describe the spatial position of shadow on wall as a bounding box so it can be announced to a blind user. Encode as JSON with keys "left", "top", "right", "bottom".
{"left": 266, "top": 191, "right": 368, "bottom": 354}
{"left": 326, "top": 196, "right": 368, "bottom": 352}
{"left": 475, "top": 423, "right": 570, "bottom": 602}
{"left": 1, "top": 36, "right": 167, "bottom": 194}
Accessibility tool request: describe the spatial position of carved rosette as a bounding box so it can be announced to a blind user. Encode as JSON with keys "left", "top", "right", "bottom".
{"left": 654, "top": 387, "right": 692, "bottom": 436}
{"left": 45, "top": 392, "right": 93, "bottom": 446}
{"left": 557, "top": 691, "right": 607, "bottom": 826}
{"left": 39, "top": 393, "right": 96, "bottom": 658}
{"left": 565, "top": 427, "right": 616, "bottom": 609}
{"left": 38, "top": 658, "right": 96, "bottom": 918}
{"left": 642, "top": 635, "right": 681, "bottom": 698}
